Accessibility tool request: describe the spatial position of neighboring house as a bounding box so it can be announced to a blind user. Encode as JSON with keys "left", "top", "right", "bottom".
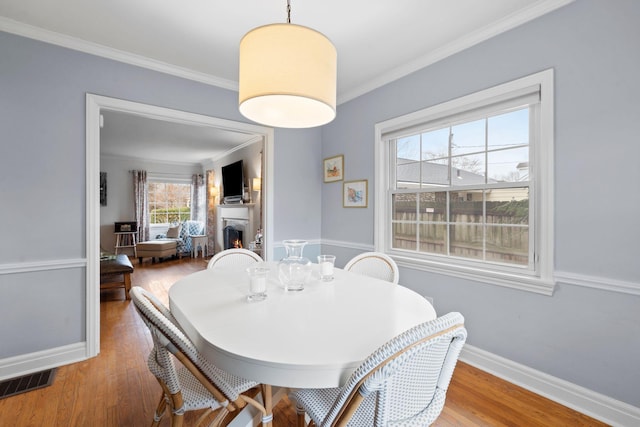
{"left": 396, "top": 158, "right": 527, "bottom": 201}
{"left": 1, "top": 1, "right": 638, "bottom": 425}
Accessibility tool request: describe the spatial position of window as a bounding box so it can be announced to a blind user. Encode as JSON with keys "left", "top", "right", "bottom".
{"left": 148, "top": 180, "right": 192, "bottom": 224}
{"left": 375, "top": 70, "right": 554, "bottom": 294}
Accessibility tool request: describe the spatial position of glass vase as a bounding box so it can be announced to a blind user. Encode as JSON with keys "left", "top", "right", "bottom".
{"left": 278, "top": 240, "right": 312, "bottom": 291}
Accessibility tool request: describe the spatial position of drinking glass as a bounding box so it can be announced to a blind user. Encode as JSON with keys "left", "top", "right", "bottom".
{"left": 317, "top": 255, "right": 336, "bottom": 282}
{"left": 246, "top": 266, "right": 269, "bottom": 301}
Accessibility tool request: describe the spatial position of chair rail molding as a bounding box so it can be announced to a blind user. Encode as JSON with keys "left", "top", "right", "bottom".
{"left": 320, "top": 239, "right": 374, "bottom": 252}
{"left": 0, "top": 258, "right": 86, "bottom": 275}
{"left": 554, "top": 271, "right": 640, "bottom": 296}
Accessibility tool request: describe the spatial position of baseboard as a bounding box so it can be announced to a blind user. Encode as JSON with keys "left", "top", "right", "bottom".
{"left": 0, "top": 342, "right": 88, "bottom": 381}
{"left": 460, "top": 344, "right": 640, "bottom": 427}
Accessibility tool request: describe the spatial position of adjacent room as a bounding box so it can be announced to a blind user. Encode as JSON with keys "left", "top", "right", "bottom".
{"left": 1, "top": 1, "right": 638, "bottom": 426}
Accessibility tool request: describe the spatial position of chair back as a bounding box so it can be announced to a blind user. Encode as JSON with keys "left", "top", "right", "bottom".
{"left": 207, "top": 248, "right": 263, "bottom": 269}
{"left": 344, "top": 252, "right": 400, "bottom": 284}
{"left": 130, "top": 286, "right": 248, "bottom": 403}
{"left": 324, "top": 312, "right": 466, "bottom": 426}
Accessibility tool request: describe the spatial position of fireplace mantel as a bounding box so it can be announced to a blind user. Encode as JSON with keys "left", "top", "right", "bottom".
{"left": 216, "top": 204, "right": 256, "bottom": 253}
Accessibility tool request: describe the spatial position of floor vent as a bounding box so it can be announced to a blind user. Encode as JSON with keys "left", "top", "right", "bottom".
{"left": 0, "top": 369, "right": 57, "bottom": 399}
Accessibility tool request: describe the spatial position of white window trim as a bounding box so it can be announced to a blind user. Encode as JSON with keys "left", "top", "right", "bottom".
{"left": 148, "top": 174, "right": 193, "bottom": 226}
{"left": 374, "top": 69, "right": 555, "bottom": 295}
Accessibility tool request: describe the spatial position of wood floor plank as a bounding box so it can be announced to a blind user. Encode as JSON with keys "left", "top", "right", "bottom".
{"left": 0, "top": 256, "right": 608, "bottom": 426}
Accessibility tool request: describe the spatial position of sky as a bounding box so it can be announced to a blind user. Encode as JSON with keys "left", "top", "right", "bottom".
{"left": 397, "top": 107, "right": 529, "bottom": 183}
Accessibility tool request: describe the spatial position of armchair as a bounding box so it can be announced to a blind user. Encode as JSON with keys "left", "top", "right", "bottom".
{"left": 156, "top": 220, "right": 205, "bottom": 256}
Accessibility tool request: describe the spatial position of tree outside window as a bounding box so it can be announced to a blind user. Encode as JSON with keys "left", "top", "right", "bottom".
{"left": 148, "top": 182, "right": 191, "bottom": 224}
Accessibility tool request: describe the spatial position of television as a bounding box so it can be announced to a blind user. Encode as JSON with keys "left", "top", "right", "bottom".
{"left": 221, "top": 160, "right": 245, "bottom": 203}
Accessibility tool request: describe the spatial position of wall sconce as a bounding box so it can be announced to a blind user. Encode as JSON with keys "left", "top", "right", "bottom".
{"left": 208, "top": 178, "right": 219, "bottom": 208}
{"left": 253, "top": 177, "right": 262, "bottom": 192}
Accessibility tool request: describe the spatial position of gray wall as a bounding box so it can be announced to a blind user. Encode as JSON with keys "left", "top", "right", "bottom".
{"left": 0, "top": 31, "right": 321, "bottom": 359}
{"left": 321, "top": 0, "right": 639, "bottom": 407}
{"left": 1, "top": 0, "right": 638, "bottom": 412}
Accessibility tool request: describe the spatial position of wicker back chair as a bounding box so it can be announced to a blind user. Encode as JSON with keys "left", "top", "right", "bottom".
{"left": 207, "top": 248, "right": 263, "bottom": 269}
{"left": 343, "top": 252, "right": 400, "bottom": 284}
{"left": 290, "top": 312, "right": 467, "bottom": 427}
{"left": 130, "top": 286, "right": 273, "bottom": 427}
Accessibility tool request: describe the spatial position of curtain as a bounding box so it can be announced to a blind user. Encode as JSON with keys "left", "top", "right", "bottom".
{"left": 206, "top": 170, "right": 216, "bottom": 254}
{"left": 191, "top": 173, "right": 205, "bottom": 223}
{"left": 133, "top": 170, "right": 149, "bottom": 242}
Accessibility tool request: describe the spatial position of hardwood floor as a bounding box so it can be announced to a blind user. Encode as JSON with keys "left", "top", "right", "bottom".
{"left": 0, "top": 257, "right": 608, "bottom": 426}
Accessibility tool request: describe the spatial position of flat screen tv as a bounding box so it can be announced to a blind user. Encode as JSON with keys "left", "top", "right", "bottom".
{"left": 221, "top": 160, "right": 245, "bottom": 203}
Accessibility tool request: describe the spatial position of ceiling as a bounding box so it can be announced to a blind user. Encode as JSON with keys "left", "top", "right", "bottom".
{"left": 1, "top": 0, "right": 572, "bottom": 164}
{"left": 99, "top": 110, "right": 262, "bottom": 164}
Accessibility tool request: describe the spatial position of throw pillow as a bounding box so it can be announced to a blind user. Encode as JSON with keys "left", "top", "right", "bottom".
{"left": 166, "top": 224, "right": 181, "bottom": 239}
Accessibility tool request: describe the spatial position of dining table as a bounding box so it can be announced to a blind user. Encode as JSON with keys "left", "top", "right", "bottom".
{"left": 168, "top": 261, "right": 437, "bottom": 391}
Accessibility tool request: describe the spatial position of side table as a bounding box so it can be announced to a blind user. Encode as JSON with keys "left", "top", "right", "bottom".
{"left": 114, "top": 231, "right": 137, "bottom": 257}
{"left": 191, "top": 235, "right": 208, "bottom": 258}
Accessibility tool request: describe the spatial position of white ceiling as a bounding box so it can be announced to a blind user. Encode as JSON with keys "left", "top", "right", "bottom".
{"left": 1, "top": 0, "right": 572, "bottom": 164}
{"left": 99, "top": 110, "right": 262, "bottom": 164}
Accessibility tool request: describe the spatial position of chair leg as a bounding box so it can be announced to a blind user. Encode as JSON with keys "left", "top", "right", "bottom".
{"left": 207, "top": 407, "right": 231, "bottom": 427}
{"left": 151, "top": 393, "right": 167, "bottom": 427}
{"left": 295, "top": 403, "right": 307, "bottom": 427}
{"left": 169, "top": 391, "right": 186, "bottom": 427}
{"left": 193, "top": 408, "right": 214, "bottom": 426}
{"left": 171, "top": 412, "right": 184, "bottom": 427}
{"left": 261, "top": 384, "right": 274, "bottom": 427}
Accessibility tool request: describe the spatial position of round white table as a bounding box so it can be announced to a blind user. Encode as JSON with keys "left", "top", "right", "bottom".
{"left": 169, "top": 262, "right": 437, "bottom": 389}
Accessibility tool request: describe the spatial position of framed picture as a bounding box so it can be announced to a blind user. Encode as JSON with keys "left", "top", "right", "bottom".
{"left": 99, "top": 172, "right": 107, "bottom": 206}
{"left": 323, "top": 154, "right": 344, "bottom": 182}
{"left": 343, "top": 180, "right": 368, "bottom": 208}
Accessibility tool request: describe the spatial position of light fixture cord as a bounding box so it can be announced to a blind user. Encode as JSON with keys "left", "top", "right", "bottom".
{"left": 286, "top": 0, "right": 291, "bottom": 23}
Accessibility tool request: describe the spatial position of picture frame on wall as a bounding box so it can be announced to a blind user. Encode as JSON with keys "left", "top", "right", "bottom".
{"left": 323, "top": 154, "right": 344, "bottom": 182}
{"left": 100, "top": 172, "right": 107, "bottom": 206}
{"left": 343, "top": 179, "right": 368, "bottom": 208}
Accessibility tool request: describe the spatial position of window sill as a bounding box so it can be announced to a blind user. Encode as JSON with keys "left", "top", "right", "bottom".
{"left": 392, "top": 254, "right": 556, "bottom": 296}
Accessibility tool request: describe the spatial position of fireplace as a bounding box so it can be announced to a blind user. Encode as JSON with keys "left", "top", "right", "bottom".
{"left": 216, "top": 205, "right": 254, "bottom": 253}
{"left": 223, "top": 226, "right": 244, "bottom": 249}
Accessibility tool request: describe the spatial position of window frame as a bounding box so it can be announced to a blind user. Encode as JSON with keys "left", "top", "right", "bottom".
{"left": 147, "top": 174, "right": 193, "bottom": 226}
{"left": 374, "top": 69, "right": 555, "bottom": 295}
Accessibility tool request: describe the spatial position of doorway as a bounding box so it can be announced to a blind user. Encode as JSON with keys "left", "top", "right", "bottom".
{"left": 86, "top": 94, "right": 274, "bottom": 356}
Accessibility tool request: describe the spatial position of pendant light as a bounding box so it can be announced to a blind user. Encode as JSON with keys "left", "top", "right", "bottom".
{"left": 238, "top": 0, "right": 337, "bottom": 128}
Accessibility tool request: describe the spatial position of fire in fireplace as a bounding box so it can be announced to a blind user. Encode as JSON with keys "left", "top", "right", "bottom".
{"left": 223, "top": 226, "right": 243, "bottom": 249}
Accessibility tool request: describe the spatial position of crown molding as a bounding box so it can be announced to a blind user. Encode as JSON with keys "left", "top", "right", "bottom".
{"left": 338, "top": 0, "right": 574, "bottom": 104}
{"left": 1, "top": 0, "right": 574, "bottom": 106}
{"left": 0, "top": 16, "right": 238, "bottom": 91}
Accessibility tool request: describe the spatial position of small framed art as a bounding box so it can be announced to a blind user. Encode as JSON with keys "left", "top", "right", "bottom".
{"left": 323, "top": 154, "right": 344, "bottom": 182}
{"left": 343, "top": 180, "right": 368, "bottom": 208}
{"left": 100, "top": 172, "right": 107, "bottom": 206}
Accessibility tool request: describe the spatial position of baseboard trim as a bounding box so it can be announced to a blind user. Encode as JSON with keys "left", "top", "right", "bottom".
{"left": 460, "top": 344, "right": 640, "bottom": 426}
{"left": 0, "top": 342, "right": 88, "bottom": 381}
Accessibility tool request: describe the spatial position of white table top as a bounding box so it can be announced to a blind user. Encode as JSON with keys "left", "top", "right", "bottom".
{"left": 169, "top": 262, "right": 437, "bottom": 389}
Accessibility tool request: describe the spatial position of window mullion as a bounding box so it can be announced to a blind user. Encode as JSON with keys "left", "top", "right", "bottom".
{"left": 376, "top": 69, "right": 554, "bottom": 293}
{"left": 483, "top": 118, "right": 488, "bottom": 261}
